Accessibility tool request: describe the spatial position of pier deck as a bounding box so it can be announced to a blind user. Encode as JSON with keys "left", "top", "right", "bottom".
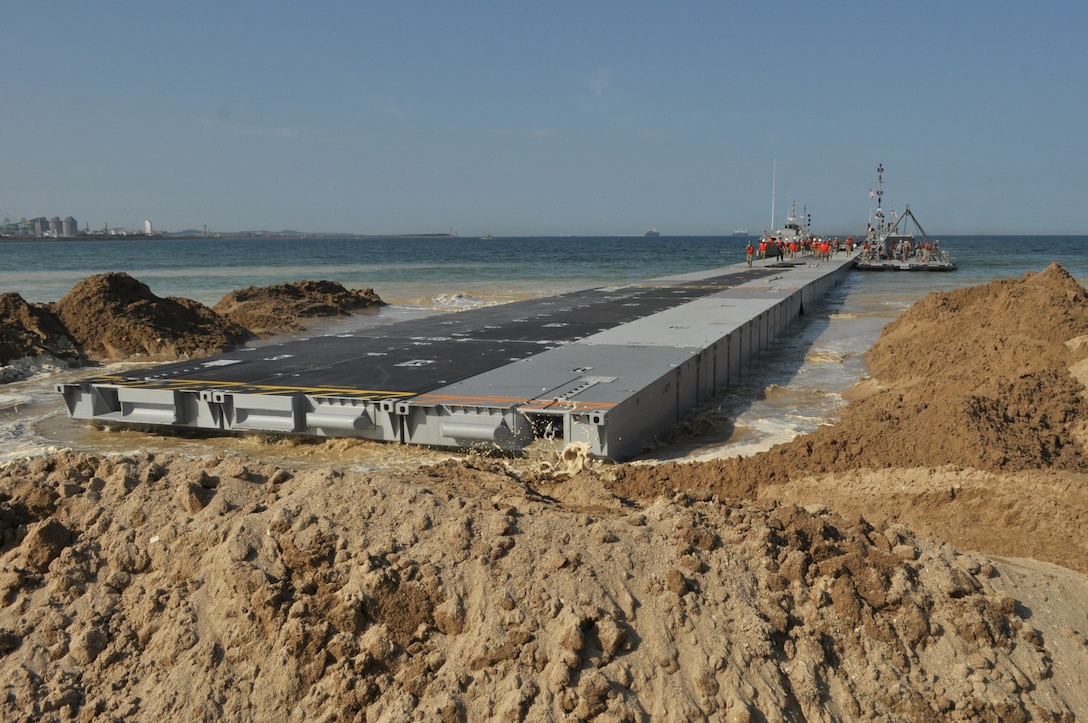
{"left": 56, "top": 256, "right": 855, "bottom": 461}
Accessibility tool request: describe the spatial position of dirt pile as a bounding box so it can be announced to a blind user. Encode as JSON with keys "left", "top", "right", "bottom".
{"left": 0, "top": 451, "right": 1078, "bottom": 721}
{"left": 213, "top": 280, "right": 384, "bottom": 337}
{"left": 0, "top": 293, "right": 82, "bottom": 378}
{"left": 50, "top": 272, "right": 252, "bottom": 361}
{"left": 1, "top": 274, "right": 388, "bottom": 369}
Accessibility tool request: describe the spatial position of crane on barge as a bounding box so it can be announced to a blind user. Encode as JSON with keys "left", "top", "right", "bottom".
{"left": 855, "top": 163, "right": 956, "bottom": 271}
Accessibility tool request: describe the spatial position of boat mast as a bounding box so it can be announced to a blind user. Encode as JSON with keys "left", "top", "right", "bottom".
{"left": 770, "top": 159, "right": 776, "bottom": 232}
{"left": 873, "top": 163, "right": 885, "bottom": 239}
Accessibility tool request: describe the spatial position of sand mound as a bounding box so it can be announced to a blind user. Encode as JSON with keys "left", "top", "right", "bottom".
{"left": 0, "top": 451, "right": 1077, "bottom": 721}
{"left": 2, "top": 274, "right": 386, "bottom": 367}
{"left": 0, "top": 293, "right": 82, "bottom": 376}
{"left": 50, "top": 272, "right": 252, "bottom": 361}
{"left": 213, "top": 280, "right": 384, "bottom": 337}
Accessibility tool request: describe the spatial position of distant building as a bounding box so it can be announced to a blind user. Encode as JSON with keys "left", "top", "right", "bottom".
{"left": 22, "top": 215, "right": 79, "bottom": 238}
{"left": 144, "top": 219, "right": 153, "bottom": 235}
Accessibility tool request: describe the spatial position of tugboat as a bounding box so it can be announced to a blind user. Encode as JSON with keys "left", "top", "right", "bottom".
{"left": 854, "top": 164, "right": 956, "bottom": 271}
{"left": 762, "top": 199, "right": 809, "bottom": 246}
{"left": 759, "top": 161, "right": 814, "bottom": 264}
{"left": 756, "top": 199, "right": 814, "bottom": 266}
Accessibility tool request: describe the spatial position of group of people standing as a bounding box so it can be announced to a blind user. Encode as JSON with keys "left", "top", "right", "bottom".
{"left": 856, "top": 238, "right": 939, "bottom": 263}
{"left": 744, "top": 236, "right": 854, "bottom": 267}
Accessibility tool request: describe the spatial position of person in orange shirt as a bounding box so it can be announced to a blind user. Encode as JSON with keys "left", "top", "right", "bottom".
{"left": 745, "top": 242, "right": 754, "bottom": 267}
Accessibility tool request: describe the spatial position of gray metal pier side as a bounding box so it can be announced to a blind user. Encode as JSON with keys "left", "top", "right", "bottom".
{"left": 56, "top": 256, "right": 855, "bottom": 461}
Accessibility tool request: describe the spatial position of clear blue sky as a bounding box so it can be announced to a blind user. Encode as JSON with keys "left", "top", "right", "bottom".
{"left": 2, "top": 1, "right": 1085, "bottom": 236}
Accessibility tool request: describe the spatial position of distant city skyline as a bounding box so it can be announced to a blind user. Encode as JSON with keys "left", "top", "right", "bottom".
{"left": 3, "top": 2, "right": 1086, "bottom": 237}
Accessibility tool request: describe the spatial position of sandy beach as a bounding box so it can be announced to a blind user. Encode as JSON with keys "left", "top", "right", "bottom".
{"left": 2, "top": 266, "right": 1087, "bottom": 720}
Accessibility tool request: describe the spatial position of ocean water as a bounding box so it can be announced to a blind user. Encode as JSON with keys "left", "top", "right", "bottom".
{"left": 2, "top": 234, "right": 1086, "bottom": 467}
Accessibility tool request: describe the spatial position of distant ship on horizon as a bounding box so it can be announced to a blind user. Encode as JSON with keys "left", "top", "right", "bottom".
{"left": 732, "top": 228, "right": 748, "bottom": 235}
{"left": 644, "top": 227, "right": 660, "bottom": 237}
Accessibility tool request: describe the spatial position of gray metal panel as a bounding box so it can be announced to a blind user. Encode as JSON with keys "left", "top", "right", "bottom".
{"left": 414, "top": 344, "right": 692, "bottom": 426}
{"left": 411, "top": 355, "right": 587, "bottom": 408}
{"left": 579, "top": 296, "right": 780, "bottom": 348}
{"left": 400, "top": 406, "right": 535, "bottom": 450}
{"left": 224, "top": 393, "right": 299, "bottom": 432}
{"left": 418, "top": 342, "right": 702, "bottom": 457}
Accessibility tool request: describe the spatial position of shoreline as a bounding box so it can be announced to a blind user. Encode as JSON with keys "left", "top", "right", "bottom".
{"left": 0, "top": 232, "right": 460, "bottom": 243}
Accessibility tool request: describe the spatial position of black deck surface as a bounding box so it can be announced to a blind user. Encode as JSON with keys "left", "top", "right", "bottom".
{"left": 97, "top": 267, "right": 778, "bottom": 397}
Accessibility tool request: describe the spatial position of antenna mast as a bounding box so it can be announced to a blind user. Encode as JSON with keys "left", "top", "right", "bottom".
{"left": 874, "top": 163, "right": 885, "bottom": 237}
{"left": 770, "top": 159, "right": 777, "bottom": 231}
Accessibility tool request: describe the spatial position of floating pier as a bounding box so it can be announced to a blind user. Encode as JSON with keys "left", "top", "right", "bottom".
{"left": 56, "top": 255, "right": 855, "bottom": 461}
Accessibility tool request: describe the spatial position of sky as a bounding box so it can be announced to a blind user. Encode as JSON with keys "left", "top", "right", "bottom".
{"left": 2, "top": 1, "right": 1086, "bottom": 236}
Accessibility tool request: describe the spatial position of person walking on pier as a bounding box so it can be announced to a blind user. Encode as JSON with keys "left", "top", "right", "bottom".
{"left": 745, "top": 242, "right": 754, "bottom": 267}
